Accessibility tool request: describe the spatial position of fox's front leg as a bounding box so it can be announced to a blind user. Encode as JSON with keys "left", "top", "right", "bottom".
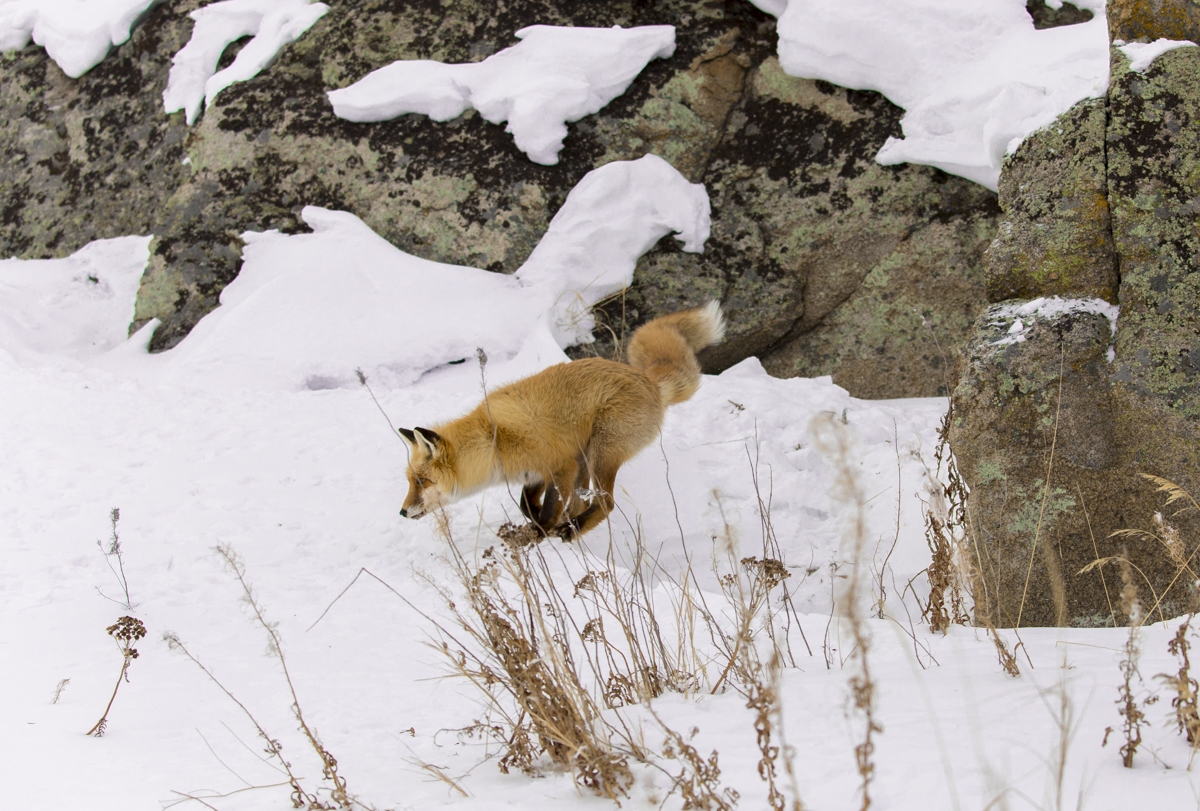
{"left": 519, "top": 482, "right": 546, "bottom": 522}
{"left": 533, "top": 462, "right": 579, "bottom": 532}
{"left": 518, "top": 477, "right": 565, "bottom": 535}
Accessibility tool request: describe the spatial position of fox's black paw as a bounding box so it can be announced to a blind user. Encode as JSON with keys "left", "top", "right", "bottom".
{"left": 551, "top": 521, "right": 580, "bottom": 542}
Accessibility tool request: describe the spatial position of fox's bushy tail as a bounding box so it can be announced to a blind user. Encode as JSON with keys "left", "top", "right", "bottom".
{"left": 627, "top": 300, "right": 726, "bottom": 405}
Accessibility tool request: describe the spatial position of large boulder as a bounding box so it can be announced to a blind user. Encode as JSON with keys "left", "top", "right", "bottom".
{"left": 951, "top": 300, "right": 1200, "bottom": 628}
{"left": 0, "top": 0, "right": 998, "bottom": 397}
{"left": 951, "top": 44, "right": 1200, "bottom": 627}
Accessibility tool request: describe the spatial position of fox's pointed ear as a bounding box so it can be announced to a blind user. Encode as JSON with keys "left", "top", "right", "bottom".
{"left": 398, "top": 428, "right": 416, "bottom": 449}
{"left": 413, "top": 427, "right": 443, "bottom": 455}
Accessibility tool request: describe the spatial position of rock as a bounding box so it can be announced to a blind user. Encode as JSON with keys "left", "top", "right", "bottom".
{"left": 1107, "top": 0, "right": 1200, "bottom": 44}
{"left": 951, "top": 300, "right": 1200, "bottom": 628}
{"left": 586, "top": 57, "right": 1000, "bottom": 398}
{"left": 0, "top": 0, "right": 999, "bottom": 398}
{"left": 0, "top": 1, "right": 195, "bottom": 259}
{"left": 951, "top": 46, "right": 1200, "bottom": 627}
{"left": 1025, "top": 0, "right": 1096, "bottom": 30}
{"left": 953, "top": 303, "right": 1112, "bottom": 628}
{"left": 984, "top": 98, "right": 1118, "bottom": 304}
{"left": 1107, "top": 46, "right": 1200, "bottom": 422}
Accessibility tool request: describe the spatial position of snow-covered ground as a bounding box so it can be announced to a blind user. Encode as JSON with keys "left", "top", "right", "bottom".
{"left": 3, "top": 3, "right": 1200, "bottom": 810}
{"left": 3, "top": 156, "right": 1198, "bottom": 811}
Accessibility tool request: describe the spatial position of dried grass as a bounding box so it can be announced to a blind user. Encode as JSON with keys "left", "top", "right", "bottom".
{"left": 1158, "top": 616, "right": 1200, "bottom": 768}
{"left": 1113, "top": 551, "right": 1149, "bottom": 768}
{"left": 810, "top": 411, "right": 879, "bottom": 811}
{"left": 165, "top": 545, "right": 355, "bottom": 809}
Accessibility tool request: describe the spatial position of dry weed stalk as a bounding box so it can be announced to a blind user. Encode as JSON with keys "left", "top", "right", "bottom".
{"left": 705, "top": 494, "right": 806, "bottom": 809}
{"left": 744, "top": 440, "right": 812, "bottom": 663}
{"left": 930, "top": 405, "right": 1021, "bottom": 674}
{"left": 96, "top": 507, "right": 134, "bottom": 610}
{"left": 1112, "top": 551, "right": 1152, "bottom": 768}
{"left": 702, "top": 479, "right": 809, "bottom": 698}
{"left": 428, "top": 521, "right": 634, "bottom": 800}
{"left": 916, "top": 405, "right": 984, "bottom": 633}
{"left": 1110, "top": 474, "right": 1200, "bottom": 618}
{"left": 920, "top": 408, "right": 975, "bottom": 631}
{"left": 709, "top": 549, "right": 792, "bottom": 695}
{"left": 51, "top": 678, "right": 70, "bottom": 704}
{"left": 984, "top": 618, "right": 1022, "bottom": 679}
{"left": 416, "top": 494, "right": 801, "bottom": 806}
{"left": 572, "top": 526, "right": 701, "bottom": 703}
{"left": 1016, "top": 344, "right": 1067, "bottom": 631}
{"left": 745, "top": 654, "right": 805, "bottom": 811}
{"left": 659, "top": 720, "right": 740, "bottom": 810}
{"left": 167, "top": 546, "right": 354, "bottom": 809}
{"left": 163, "top": 632, "right": 328, "bottom": 809}
{"left": 215, "top": 545, "right": 352, "bottom": 807}
{"left": 923, "top": 510, "right": 966, "bottom": 634}
{"left": 86, "top": 615, "right": 146, "bottom": 737}
{"left": 1040, "top": 657, "right": 1084, "bottom": 811}
{"left": 810, "top": 412, "right": 880, "bottom": 811}
{"left": 1157, "top": 616, "right": 1200, "bottom": 767}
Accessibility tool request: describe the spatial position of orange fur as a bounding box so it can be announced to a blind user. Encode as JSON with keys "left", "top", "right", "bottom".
{"left": 399, "top": 301, "right": 725, "bottom": 537}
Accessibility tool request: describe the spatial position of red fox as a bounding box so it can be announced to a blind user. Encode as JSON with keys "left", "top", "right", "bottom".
{"left": 399, "top": 301, "right": 726, "bottom": 537}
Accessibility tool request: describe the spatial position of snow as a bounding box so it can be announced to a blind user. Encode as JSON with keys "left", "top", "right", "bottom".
{"left": 988, "top": 295, "right": 1119, "bottom": 346}
{"left": 751, "top": 0, "right": 1110, "bottom": 191}
{"left": 0, "top": 235, "right": 151, "bottom": 362}
{"left": 1117, "top": 37, "right": 1199, "bottom": 72}
{"left": 163, "top": 155, "right": 707, "bottom": 391}
{"left": 0, "top": 0, "right": 159, "bottom": 77}
{"left": 515, "top": 153, "right": 710, "bottom": 346}
{"left": 327, "top": 25, "right": 676, "bottom": 165}
{"left": 162, "top": 0, "right": 329, "bottom": 125}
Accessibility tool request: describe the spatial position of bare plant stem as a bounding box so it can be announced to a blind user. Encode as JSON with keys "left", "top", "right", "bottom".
{"left": 85, "top": 654, "right": 131, "bottom": 737}
{"left": 97, "top": 507, "right": 133, "bottom": 610}
{"left": 215, "top": 544, "right": 351, "bottom": 807}
{"left": 810, "top": 412, "right": 879, "bottom": 811}
{"left": 1016, "top": 344, "right": 1066, "bottom": 630}
{"left": 162, "top": 632, "right": 321, "bottom": 808}
{"left": 86, "top": 616, "right": 145, "bottom": 737}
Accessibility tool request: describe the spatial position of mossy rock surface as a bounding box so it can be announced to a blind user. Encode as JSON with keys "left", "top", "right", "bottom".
{"left": 0, "top": 1, "right": 195, "bottom": 258}
{"left": 0, "top": 0, "right": 1000, "bottom": 397}
{"left": 1108, "top": 46, "right": 1200, "bottom": 419}
{"left": 950, "top": 304, "right": 1200, "bottom": 627}
{"left": 1106, "top": 0, "right": 1200, "bottom": 43}
{"left": 950, "top": 46, "right": 1200, "bottom": 627}
{"left": 985, "top": 98, "right": 1118, "bottom": 304}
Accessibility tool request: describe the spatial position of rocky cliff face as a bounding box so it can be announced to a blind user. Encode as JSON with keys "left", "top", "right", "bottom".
{"left": 951, "top": 43, "right": 1200, "bottom": 628}
{"left": 0, "top": 0, "right": 998, "bottom": 398}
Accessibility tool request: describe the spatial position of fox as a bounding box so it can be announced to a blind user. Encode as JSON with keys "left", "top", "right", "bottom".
{"left": 398, "top": 301, "right": 726, "bottom": 538}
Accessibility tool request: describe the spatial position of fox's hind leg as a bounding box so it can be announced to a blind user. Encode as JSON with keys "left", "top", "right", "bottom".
{"left": 555, "top": 459, "right": 618, "bottom": 539}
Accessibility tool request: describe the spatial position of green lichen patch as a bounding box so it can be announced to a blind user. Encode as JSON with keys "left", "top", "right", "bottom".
{"left": 1108, "top": 46, "right": 1200, "bottom": 417}
{"left": 985, "top": 98, "right": 1117, "bottom": 303}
